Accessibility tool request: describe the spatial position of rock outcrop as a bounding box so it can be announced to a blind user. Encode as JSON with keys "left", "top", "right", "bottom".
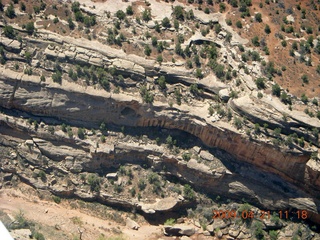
{"left": 1, "top": 111, "right": 320, "bottom": 225}
{"left": 0, "top": 66, "right": 319, "bottom": 201}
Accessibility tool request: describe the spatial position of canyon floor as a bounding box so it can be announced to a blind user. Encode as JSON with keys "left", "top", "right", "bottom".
{"left": 0, "top": 186, "right": 164, "bottom": 240}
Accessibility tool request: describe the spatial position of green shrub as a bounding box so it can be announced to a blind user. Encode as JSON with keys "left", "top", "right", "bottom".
{"left": 3, "top": 25, "right": 15, "bottom": 39}
{"left": 173, "top": 6, "right": 184, "bottom": 20}
{"left": 236, "top": 20, "right": 242, "bottom": 28}
{"left": 281, "top": 40, "right": 287, "bottom": 47}
{"left": 251, "top": 51, "right": 260, "bottom": 61}
{"left": 24, "top": 51, "right": 32, "bottom": 63}
{"left": 164, "top": 218, "right": 175, "bottom": 226}
{"left": 142, "top": 9, "right": 151, "bottom": 22}
{"left": 20, "top": 2, "right": 26, "bottom": 11}
{"left": 256, "top": 78, "right": 265, "bottom": 89}
{"left": 195, "top": 69, "right": 203, "bottom": 79}
{"left": 230, "top": 0, "right": 238, "bottom": 7}
{"left": 273, "top": 128, "right": 281, "bottom": 138}
{"left": 298, "top": 137, "right": 305, "bottom": 147}
{"left": 219, "top": 3, "right": 226, "bottom": 12}
{"left": 26, "top": 22, "right": 35, "bottom": 35}
{"left": 144, "top": 45, "right": 151, "bottom": 56}
{"left": 174, "top": 88, "right": 182, "bottom": 105}
{"left": 166, "top": 135, "right": 174, "bottom": 148}
{"left": 190, "top": 83, "right": 200, "bottom": 95}
{"left": 157, "top": 55, "right": 163, "bottom": 64}
{"left": 238, "top": 45, "right": 245, "bottom": 52}
{"left": 5, "top": 4, "right": 16, "bottom": 18}
{"left": 269, "top": 230, "right": 278, "bottom": 240}
{"left": 115, "top": 10, "right": 126, "bottom": 20}
{"left": 68, "top": 17, "right": 75, "bottom": 30}
{"left": 52, "top": 196, "right": 61, "bottom": 204}
{"left": 129, "top": 188, "right": 136, "bottom": 197}
{"left": 255, "top": 13, "right": 262, "bottom": 22}
{"left": 252, "top": 36, "right": 260, "bottom": 46}
{"left": 38, "top": 170, "right": 46, "bottom": 181}
{"left": 162, "top": 17, "right": 171, "bottom": 28}
{"left": 113, "top": 184, "right": 123, "bottom": 193}
{"left": 157, "top": 76, "right": 166, "bottom": 89}
{"left": 175, "top": 42, "right": 184, "bottom": 56}
{"left": 312, "top": 98, "right": 318, "bottom": 106}
{"left": 126, "top": 5, "right": 133, "bottom": 15}
{"left": 138, "top": 179, "right": 146, "bottom": 190}
{"left": 33, "top": 6, "right": 40, "bottom": 14}
{"left": 77, "top": 128, "right": 85, "bottom": 139}
{"left": 118, "top": 166, "right": 126, "bottom": 175}
{"left": 254, "top": 221, "right": 265, "bottom": 239}
{"left": 87, "top": 174, "right": 101, "bottom": 192}
{"left": 234, "top": 117, "right": 243, "bottom": 129}
{"left": 52, "top": 71, "right": 62, "bottom": 84}
{"left": 182, "top": 152, "right": 191, "bottom": 161}
{"left": 183, "top": 184, "right": 195, "bottom": 200}
{"left": 237, "top": 203, "right": 251, "bottom": 215}
{"left": 301, "top": 93, "right": 308, "bottom": 104}
{"left": 280, "top": 92, "right": 291, "bottom": 105}
{"left": 33, "top": 231, "right": 45, "bottom": 240}
{"left": 215, "top": 24, "right": 222, "bottom": 34}
{"left": 12, "top": 210, "right": 30, "bottom": 229}
{"left": 272, "top": 84, "right": 281, "bottom": 97}
{"left": 174, "top": 19, "right": 179, "bottom": 30}
{"left": 208, "top": 105, "right": 214, "bottom": 116}
{"left": 306, "top": 26, "right": 313, "bottom": 34}
{"left": 265, "top": 24, "right": 271, "bottom": 34}
{"left": 301, "top": 74, "right": 309, "bottom": 84}
{"left": 140, "top": 85, "right": 154, "bottom": 103}
{"left": 151, "top": 36, "right": 158, "bottom": 46}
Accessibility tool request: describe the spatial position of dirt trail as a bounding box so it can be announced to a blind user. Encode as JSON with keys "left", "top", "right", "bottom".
{"left": 0, "top": 187, "right": 162, "bottom": 240}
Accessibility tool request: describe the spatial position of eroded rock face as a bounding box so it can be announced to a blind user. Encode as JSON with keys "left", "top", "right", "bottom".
{"left": 1, "top": 112, "right": 319, "bottom": 226}
{"left": 0, "top": 67, "right": 319, "bottom": 200}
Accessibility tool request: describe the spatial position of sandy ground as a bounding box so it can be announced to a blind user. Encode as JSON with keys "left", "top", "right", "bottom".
{"left": 0, "top": 186, "right": 162, "bottom": 240}
{"left": 74, "top": 0, "right": 174, "bottom": 20}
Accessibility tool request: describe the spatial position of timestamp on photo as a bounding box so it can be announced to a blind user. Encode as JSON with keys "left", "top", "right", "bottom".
{"left": 212, "top": 209, "right": 308, "bottom": 220}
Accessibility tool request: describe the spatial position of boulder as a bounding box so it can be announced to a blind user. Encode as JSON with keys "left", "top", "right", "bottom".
{"left": 207, "top": 219, "right": 230, "bottom": 233}
{"left": 146, "top": 21, "right": 156, "bottom": 29}
{"left": 200, "top": 150, "right": 215, "bottom": 161}
{"left": 263, "top": 219, "right": 283, "bottom": 230}
{"left": 1, "top": 37, "right": 21, "bottom": 52}
{"left": 112, "top": 58, "right": 145, "bottom": 80}
{"left": 229, "top": 229, "right": 240, "bottom": 238}
{"left": 126, "top": 217, "right": 140, "bottom": 230}
{"left": 238, "top": 231, "right": 252, "bottom": 239}
{"left": 186, "top": 159, "right": 211, "bottom": 174}
{"left": 44, "top": 48, "right": 58, "bottom": 59}
{"left": 25, "top": 140, "right": 34, "bottom": 146}
{"left": 106, "top": 173, "right": 118, "bottom": 179}
{"left": 218, "top": 89, "right": 230, "bottom": 102}
{"left": 139, "top": 197, "right": 183, "bottom": 213}
{"left": 181, "top": 236, "right": 192, "bottom": 240}
{"left": 286, "top": 15, "right": 295, "bottom": 23}
{"left": 3, "top": 173, "right": 13, "bottom": 182}
{"left": 10, "top": 229, "right": 32, "bottom": 240}
{"left": 163, "top": 225, "right": 195, "bottom": 236}
{"left": 216, "top": 229, "right": 223, "bottom": 238}
{"left": 177, "top": 218, "right": 185, "bottom": 224}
